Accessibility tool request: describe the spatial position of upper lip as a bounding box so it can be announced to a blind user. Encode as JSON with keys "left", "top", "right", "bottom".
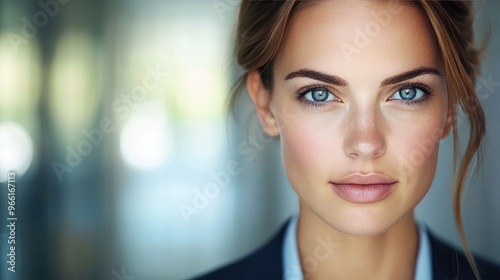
{"left": 332, "top": 173, "right": 397, "bottom": 185}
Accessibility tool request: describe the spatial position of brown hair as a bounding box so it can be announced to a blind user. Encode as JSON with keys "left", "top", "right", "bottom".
{"left": 231, "top": 0, "right": 486, "bottom": 278}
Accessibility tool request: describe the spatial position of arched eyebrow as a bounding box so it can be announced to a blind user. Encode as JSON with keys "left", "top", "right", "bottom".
{"left": 284, "top": 67, "right": 442, "bottom": 87}
{"left": 284, "top": 69, "right": 348, "bottom": 86}
{"left": 380, "top": 67, "right": 442, "bottom": 86}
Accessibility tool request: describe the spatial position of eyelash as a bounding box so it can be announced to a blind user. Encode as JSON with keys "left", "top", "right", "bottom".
{"left": 296, "top": 84, "right": 338, "bottom": 107}
{"left": 390, "top": 82, "right": 433, "bottom": 106}
{"left": 296, "top": 82, "right": 433, "bottom": 107}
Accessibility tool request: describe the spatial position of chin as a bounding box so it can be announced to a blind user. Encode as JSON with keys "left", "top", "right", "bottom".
{"left": 316, "top": 201, "right": 410, "bottom": 237}
{"left": 327, "top": 218, "right": 398, "bottom": 236}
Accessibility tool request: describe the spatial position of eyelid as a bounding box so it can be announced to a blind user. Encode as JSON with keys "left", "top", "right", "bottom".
{"left": 296, "top": 84, "right": 340, "bottom": 100}
{"left": 387, "top": 82, "right": 433, "bottom": 106}
{"left": 387, "top": 82, "right": 432, "bottom": 99}
{"left": 296, "top": 84, "right": 341, "bottom": 108}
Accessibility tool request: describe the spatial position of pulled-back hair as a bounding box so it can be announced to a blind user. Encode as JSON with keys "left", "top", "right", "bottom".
{"left": 231, "top": 1, "right": 486, "bottom": 278}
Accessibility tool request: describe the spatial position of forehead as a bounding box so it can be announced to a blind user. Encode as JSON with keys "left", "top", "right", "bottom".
{"left": 275, "top": 0, "right": 442, "bottom": 83}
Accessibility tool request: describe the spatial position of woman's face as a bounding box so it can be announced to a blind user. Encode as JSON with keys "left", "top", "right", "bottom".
{"left": 250, "top": 1, "right": 451, "bottom": 235}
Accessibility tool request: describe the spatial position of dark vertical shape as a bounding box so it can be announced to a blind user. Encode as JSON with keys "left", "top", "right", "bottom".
{"left": 17, "top": 0, "right": 108, "bottom": 279}
{"left": 23, "top": 0, "right": 61, "bottom": 279}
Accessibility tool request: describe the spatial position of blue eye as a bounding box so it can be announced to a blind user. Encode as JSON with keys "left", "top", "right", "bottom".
{"left": 391, "top": 85, "right": 428, "bottom": 101}
{"left": 302, "top": 87, "right": 336, "bottom": 102}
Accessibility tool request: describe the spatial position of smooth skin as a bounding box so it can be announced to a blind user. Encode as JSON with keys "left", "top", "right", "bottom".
{"left": 248, "top": 1, "right": 452, "bottom": 279}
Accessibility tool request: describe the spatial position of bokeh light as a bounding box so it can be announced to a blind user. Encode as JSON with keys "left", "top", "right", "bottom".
{"left": 119, "top": 102, "right": 173, "bottom": 169}
{"left": 0, "top": 122, "right": 33, "bottom": 182}
{"left": 0, "top": 33, "right": 41, "bottom": 118}
{"left": 48, "top": 32, "right": 99, "bottom": 143}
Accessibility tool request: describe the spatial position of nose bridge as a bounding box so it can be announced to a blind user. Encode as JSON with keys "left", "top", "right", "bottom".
{"left": 343, "top": 104, "right": 386, "bottom": 160}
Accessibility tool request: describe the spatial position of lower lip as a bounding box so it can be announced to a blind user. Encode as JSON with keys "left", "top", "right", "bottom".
{"left": 331, "top": 183, "right": 396, "bottom": 203}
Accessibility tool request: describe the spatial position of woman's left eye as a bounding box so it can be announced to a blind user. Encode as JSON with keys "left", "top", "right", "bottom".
{"left": 390, "top": 85, "right": 428, "bottom": 102}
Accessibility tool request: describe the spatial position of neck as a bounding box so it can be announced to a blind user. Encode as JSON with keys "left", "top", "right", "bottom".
{"left": 297, "top": 203, "right": 419, "bottom": 280}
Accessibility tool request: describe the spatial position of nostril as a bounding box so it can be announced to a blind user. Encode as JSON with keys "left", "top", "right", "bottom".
{"left": 348, "top": 152, "right": 359, "bottom": 158}
{"left": 344, "top": 136, "right": 386, "bottom": 160}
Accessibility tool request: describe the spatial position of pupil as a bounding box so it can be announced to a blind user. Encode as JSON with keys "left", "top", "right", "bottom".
{"left": 400, "top": 87, "right": 416, "bottom": 100}
{"left": 312, "top": 89, "right": 328, "bottom": 102}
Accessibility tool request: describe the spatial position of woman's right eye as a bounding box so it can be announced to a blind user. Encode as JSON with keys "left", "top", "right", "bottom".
{"left": 299, "top": 87, "right": 339, "bottom": 105}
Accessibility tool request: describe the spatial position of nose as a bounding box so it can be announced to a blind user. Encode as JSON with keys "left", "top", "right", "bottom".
{"left": 343, "top": 107, "right": 386, "bottom": 160}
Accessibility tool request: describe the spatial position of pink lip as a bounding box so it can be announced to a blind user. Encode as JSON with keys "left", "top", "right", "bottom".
{"left": 331, "top": 174, "right": 397, "bottom": 203}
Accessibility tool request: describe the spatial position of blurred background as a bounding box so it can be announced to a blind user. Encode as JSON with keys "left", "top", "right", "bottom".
{"left": 0, "top": 0, "right": 499, "bottom": 279}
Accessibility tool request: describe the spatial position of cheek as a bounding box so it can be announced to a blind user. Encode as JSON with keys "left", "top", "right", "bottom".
{"left": 281, "top": 122, "right": 322, "bottom": 174}
{"left": 389, "top": 112, "right": 445, "bottom": 195}
{"left": 278, "top": 114, "right": 343, "bottom": 188}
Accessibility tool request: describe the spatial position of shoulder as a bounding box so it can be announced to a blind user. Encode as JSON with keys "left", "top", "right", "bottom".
{"left": 190, "top": 220, "right": 288, "bottom": 280}
{"left": 428, "top": 230, "right": 500, "bottom": 279}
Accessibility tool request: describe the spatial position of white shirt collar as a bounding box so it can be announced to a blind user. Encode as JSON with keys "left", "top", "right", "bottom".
{"left": 282, "top": 215, "right": 432, "bottom": 280}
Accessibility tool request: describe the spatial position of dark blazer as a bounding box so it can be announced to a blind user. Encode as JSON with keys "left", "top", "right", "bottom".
{"left": 193, "top": 220, "right": 500, "bottom": 280}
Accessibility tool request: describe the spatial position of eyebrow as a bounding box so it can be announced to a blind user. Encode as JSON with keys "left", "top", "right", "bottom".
{"left": 284, "top": 67, "right": 442, "bottom": 87}
{"left": 380, "top": 67, "right": 442, "bottom": 86}
{"left": 284, "top": 69, "right": 348, "bottom": 86}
